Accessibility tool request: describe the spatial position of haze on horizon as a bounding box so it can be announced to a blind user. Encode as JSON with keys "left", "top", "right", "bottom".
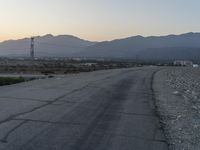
{"left": 0, "top": 0, "right": 200, "bottom": 42}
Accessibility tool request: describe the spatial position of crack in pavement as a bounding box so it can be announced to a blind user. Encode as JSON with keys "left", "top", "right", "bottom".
{"left": 0, "top": 69, "right": 148, "bottom": 147}
{"left": 0, "top": 83, "right": 95, "bottom": 143}
{"left": 0, "top": 96, "right": 51, "bottom": 103}
{"left": 0, "top": 120, "right": 28, "bottom": 143}
{"left": 0, "top": 87, "right": 89, "bottom": 144}
{"left": 113, "top": 111, "right": 156, "bottom": 117}
{"left": 0, "top": 81, "right": 94, "bottom": 125}
{"left": 0, "top": 72, "right": 129, "bottom": 144}
{"left": 13, "top": 118, "right": 84, "bottom": 126}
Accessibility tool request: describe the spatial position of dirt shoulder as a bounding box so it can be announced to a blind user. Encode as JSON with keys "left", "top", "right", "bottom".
{"left": 154, "top": 67, "right": 200, "bottom": 150}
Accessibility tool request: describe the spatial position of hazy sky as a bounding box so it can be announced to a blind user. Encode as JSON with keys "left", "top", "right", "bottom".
{"left": 0, "top": 0, "right": 200, "bottom": 41}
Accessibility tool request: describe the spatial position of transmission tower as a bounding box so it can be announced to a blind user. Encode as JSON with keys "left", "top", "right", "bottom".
{"left": 30, "top": 37, "right": 34, "bottom": 59}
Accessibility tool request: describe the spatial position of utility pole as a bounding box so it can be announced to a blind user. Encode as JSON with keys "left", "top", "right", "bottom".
{"left": 30, "top": 37, "right": 34, "bottom": 60}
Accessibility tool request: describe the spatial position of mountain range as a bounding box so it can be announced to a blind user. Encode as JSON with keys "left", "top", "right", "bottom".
{"left": 0, "top": 32, "right": 200, "bottom": 61}
{"left": 0, "top": 34, "right": 95, "bottom": 57}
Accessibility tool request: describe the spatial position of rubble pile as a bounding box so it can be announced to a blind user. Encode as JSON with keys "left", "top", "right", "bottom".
{"left": 154, "top": 67, "right": 200, "bottom": 150}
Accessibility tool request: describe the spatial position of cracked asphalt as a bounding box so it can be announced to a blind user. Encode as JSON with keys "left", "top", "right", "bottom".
{"left": 0, "top": 67, "right": 168, "bottom": 150}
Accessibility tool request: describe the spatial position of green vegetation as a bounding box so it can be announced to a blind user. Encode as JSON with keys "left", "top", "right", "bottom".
{"left": 0, "top": 77, "right": 25, "bottom": 86}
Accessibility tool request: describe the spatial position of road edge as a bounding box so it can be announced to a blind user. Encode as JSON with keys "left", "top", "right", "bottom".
{"left": 151, "top": 68, "right": 170, "bottom": 149}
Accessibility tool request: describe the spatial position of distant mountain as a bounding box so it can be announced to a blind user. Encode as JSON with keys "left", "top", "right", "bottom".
{"left": 77, "top": 32, "right": 200, "bottom": 61}
{"left": 1, "top": 32, "right": 200, "bottom": 61}
{"left": 0, "top": 34, "right": 96, "bottom": 57}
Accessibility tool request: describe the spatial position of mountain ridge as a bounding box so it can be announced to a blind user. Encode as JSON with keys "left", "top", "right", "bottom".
{"left": 0, "top": 32, "right": 200, "bottom": 61}
{"left": 0, "top": 34, "right": 97, "bottom": 57}
{"left": 77, "top": 32, "right": 200, "bottom": 60}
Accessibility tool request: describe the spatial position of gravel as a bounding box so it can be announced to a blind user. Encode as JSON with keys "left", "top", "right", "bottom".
{"left": 154, "top": 67, "right": 200, "bottom": 150}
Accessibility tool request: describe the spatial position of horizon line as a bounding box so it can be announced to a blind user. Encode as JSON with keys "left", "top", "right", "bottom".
{"left": 1, "top": 31, "right": 200, "bottom": 43}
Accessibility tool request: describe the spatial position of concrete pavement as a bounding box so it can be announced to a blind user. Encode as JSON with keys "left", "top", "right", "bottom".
{"left": 0, "top": 67, "right": 168, "bottom": 150}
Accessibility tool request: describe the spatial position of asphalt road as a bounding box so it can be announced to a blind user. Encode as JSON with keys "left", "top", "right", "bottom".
{"left": 0, "top": 67, "right": 168, "bottom": 150}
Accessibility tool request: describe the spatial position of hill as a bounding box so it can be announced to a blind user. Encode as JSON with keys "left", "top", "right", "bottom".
{"left": 0, "top": 34, "right": 96, "bottom": 57}
{"left": 77, "top": 32, "right": 200, "bottom": 61}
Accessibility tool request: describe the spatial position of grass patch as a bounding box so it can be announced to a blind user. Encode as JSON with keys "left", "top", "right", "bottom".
{"left": 0, "top": 77, "right": 25, "bottom": 86}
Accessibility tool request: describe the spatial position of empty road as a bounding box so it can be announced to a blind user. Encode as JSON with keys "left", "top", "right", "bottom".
{"left": 0, "top": 67, "right": 168, "bottom": 150}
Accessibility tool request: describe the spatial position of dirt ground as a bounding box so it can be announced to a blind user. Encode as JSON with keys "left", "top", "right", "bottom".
{"left": 154, "top": 67, "right": 200, "bottom": 150}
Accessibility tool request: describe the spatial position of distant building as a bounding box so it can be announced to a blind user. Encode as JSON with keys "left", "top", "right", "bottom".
{"left": 83, "top": 63, "right": 97, "bottom": 66}
{"left": 173, "top": 60, "right": 193, "bottom": 67}
{"left": 193, "top": 64, "right": 199, "bottom": 68}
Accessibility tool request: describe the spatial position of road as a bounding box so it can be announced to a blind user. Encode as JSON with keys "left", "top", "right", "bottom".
{"left": 0, "top": 67, "right": 168, "bottom": 150}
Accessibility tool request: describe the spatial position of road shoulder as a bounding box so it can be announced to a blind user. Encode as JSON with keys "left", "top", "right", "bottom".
{"left": 153, "top": 68, "right": 200, "bottom": 150}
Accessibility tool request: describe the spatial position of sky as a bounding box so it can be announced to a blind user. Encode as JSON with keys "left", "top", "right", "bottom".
{"left": 0, "top": 0, "right": 200, "bottom": 42}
